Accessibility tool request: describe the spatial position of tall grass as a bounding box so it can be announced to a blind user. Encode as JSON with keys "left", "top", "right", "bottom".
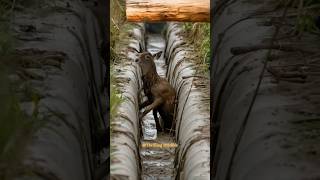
{"left": 111, "top": 0, "right": 126, "bottom": 63}
{"left": 110, "top": 2, "right": 125, "bottom": 160}
{"left": 182, "top": 22, "right": 210, "bottom": 73}
{"left": 110, "top": 0, "right": 129, "bottom": 126}
{"left": 110, "top": 0, "right": 124, "bottom": 120}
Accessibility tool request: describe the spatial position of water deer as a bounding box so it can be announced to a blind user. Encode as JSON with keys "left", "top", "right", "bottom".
{"left": 135, "top": 51, "right": 176, "bottom": 132}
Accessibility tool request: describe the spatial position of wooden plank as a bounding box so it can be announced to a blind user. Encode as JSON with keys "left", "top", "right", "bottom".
{"left": 126, "top": 0, "right": 210, "bottom": 22}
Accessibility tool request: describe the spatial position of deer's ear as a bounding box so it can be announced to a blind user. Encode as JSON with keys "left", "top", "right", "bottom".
{"left": 153, "top": 51, "right": 162, "bottom": 59}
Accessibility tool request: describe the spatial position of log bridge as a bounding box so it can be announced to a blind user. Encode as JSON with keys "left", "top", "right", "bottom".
{"left": 126, "top": 0, "right": 210, "bottom": 22}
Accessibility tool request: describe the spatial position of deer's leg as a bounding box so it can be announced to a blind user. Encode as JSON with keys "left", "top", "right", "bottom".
{"left": 153, "top": 109, "right": 158, "bottom": 121}
{"left": 153, "top": 109, "right": 163, "bottom": 131}
{"left": 139, "top": 99, "right": 151, "bottom": 110}
{"left": 139, "top": 98, "right": 163, "bottom": 119}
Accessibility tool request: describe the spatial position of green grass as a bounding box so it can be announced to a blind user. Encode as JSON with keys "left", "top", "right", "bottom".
{"left": 182, "top": 22, "right": 210, "bottom": 73}
{"left": 110, "top": 1, "right": 126, "bottom": 161}
{"left": 110, "top": 0, "right": 129, "bottom": 124}
{"left": 110, "top": 0, "right": 124, "bottom": 124}
{"left": 277, "top": 0, "right": 320, "bottom": 34}
{"left": 111, "top": 0, "right": 126, "bottom": 62}
{"left": 294, "top": 0, "right": 320, "bottom": 34}
{"left": 110, "top": 69, "right": 123, "bottom": 123}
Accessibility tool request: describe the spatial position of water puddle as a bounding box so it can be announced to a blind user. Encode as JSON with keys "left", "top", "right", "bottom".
{"left": 141, "top": 133, "right": 176, "bottom": 180}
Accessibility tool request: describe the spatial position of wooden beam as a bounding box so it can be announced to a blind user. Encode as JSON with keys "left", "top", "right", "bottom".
{"left": 126, "top": 0, "right": 210, "bottom": 22}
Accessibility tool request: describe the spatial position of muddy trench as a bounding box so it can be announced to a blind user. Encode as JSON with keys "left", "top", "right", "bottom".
{"left": 140, "top": 30, "right": 176, "bottom": 179}
{"left": 111, "top": 23, "right": 210, "bottom": 180}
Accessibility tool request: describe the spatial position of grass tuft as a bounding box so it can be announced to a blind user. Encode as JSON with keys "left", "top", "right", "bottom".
{"left": 111, "top": 0, "right": 126, "bottom": 63}
{"left": 182, "top": 22, "right": 210, "bottom": 73}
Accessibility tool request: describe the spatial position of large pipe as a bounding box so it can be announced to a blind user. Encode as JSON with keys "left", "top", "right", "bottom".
{"left": 165, "top": 23, "right": 210, "bottom": 180}
{"left": 10, "top": 1, "right": 107, "bottom": 179}
{"left": 110, "top": 24, "right": 145, "bottom": 180}
{"left": 211, "top": 0, "right": 320, "bottom": 179}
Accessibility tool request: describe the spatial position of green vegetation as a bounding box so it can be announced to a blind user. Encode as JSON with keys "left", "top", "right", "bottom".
{"left": 110, "top": 69, "right": 123, "bottom": 123}
{"left": 277, "top": 0, "right": 320, "bottom": 34}
{"left": 294, "top": 0, "right": 320, "bottom": 34}
{"left": 182, "top": 22, "right": 210, "bottom": 73}
{"left": 111, "top": 0, "right": 126, "bottom": 63}
{"left": 109, "top": 3, "right": 126, "bottom": 167}
{"left": 110, "top": 0, "right": 123, "bottom": 125}
{"left": 0, "top": 68, "right": 40, "bottom": 180}
{"left": 0, "top": 1, "right": 42, "bottom": 179}
{"left": 110, "top": 0, "right": 126, "bottom": 169}
{"left": 110, "top": 0, "right": 128, "bottom": 126}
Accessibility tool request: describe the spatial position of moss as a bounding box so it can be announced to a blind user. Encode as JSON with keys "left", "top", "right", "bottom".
{"left": 111, "top": 0, "right": 126, "bottom": 63}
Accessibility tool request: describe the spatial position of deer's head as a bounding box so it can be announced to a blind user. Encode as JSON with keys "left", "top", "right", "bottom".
{"left": 135, "top": 51, "right": 162, "bottom": 75}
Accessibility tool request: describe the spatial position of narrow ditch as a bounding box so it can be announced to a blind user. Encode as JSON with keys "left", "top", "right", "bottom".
{"left": 111, "top": 23, "right": 210, "bottom": 180}
{"left": 140, "top": 30, "right": 176, "bottom": 179}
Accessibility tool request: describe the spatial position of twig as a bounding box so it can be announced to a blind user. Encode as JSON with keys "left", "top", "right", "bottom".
{"left": 182, "top": 75, "right": 208, "bottom": 79}
{"left": 267, "top": 67, "right": 307, "bottom": 79}
{"left": 10, "top": 0, "right": 16, "bottom": 13}
{"left": 111, "top": 18, "right": 120, "bottom": 31}
{"left": 230, "top": 44, "right": 310, "bottom": 55}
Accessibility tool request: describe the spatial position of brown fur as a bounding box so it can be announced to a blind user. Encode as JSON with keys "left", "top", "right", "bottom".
{"left": 136, "top": 51, "right": 176, "bottom": 131}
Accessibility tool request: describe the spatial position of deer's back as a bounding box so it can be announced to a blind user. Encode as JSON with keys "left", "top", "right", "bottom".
{"left": 151, "top": 78, "right": 176, "bottom": 122}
